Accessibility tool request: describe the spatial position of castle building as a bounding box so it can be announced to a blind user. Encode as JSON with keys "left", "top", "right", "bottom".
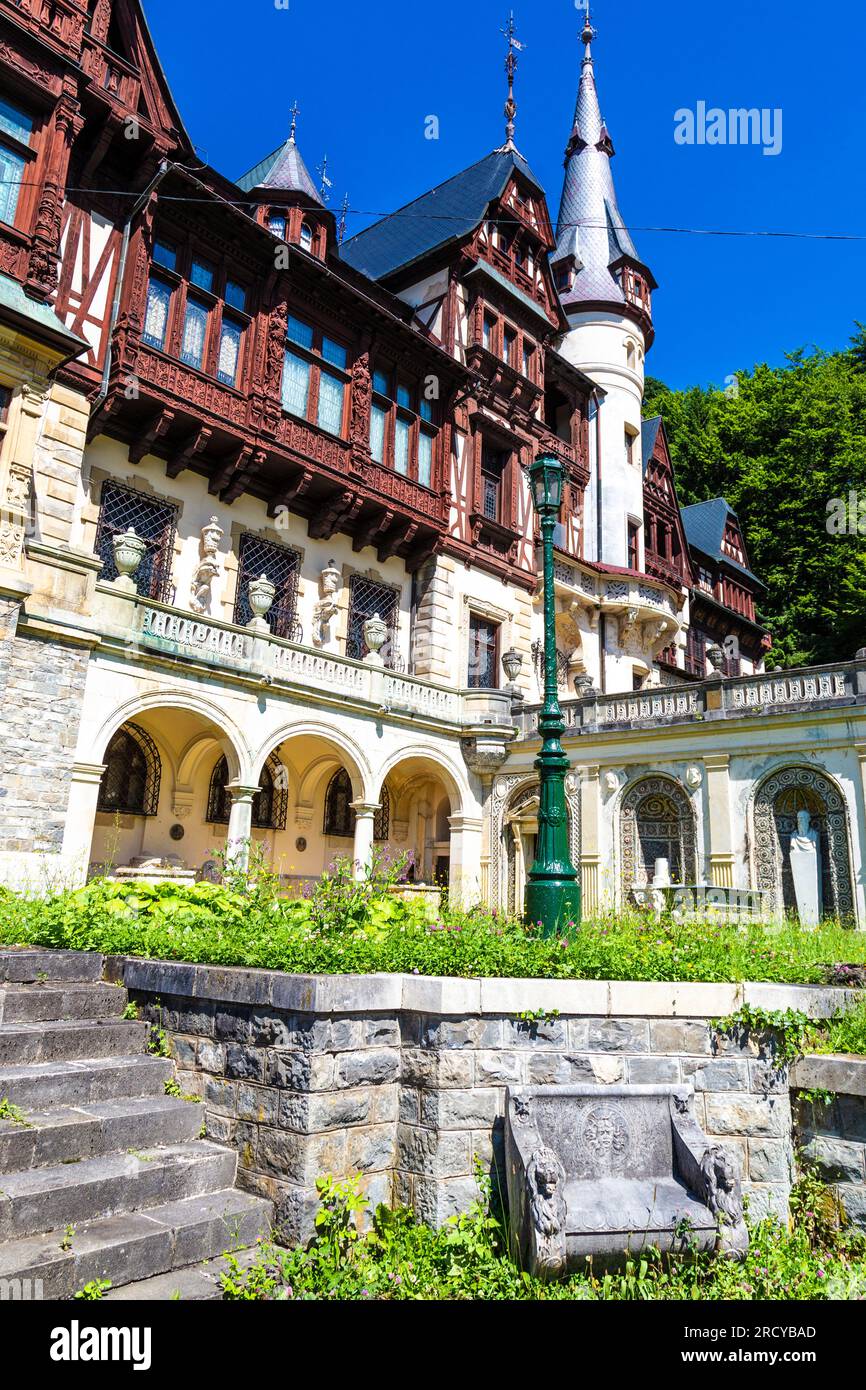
{"left": 0, "top": 0, "right": 862, "bottom": 923}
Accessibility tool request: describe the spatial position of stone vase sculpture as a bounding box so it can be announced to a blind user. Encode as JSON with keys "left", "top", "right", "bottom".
{"left": 112, "top": 527, "right": 147, "bottom": 592}
{"left": 363, "top": 612, "right": 389, "bottom": 666}
{"left": 247, "top": 573, "right": 276, "bottom": 633}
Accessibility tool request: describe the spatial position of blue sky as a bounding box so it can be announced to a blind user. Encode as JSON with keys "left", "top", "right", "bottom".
{"left": 145, "top": 0, "right": 866, "bottom": 391}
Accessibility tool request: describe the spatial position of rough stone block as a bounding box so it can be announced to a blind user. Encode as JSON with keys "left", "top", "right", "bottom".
{"left": 411, "top": 1175, "right": 481, "bottom": 1228}
{"left": 683, "top": 1059, "right": 750, "bottom": 1092}
{"left": 335, "top": 1049, "right": 400, "bottom": 1089}
{"left": 420, "top": 1017, "right": 501, "bottom": 1050}
{"left": 474, "top": 1051, "right": 523, "bottom": 1087}
{"left": 397, "top": 1125, "right": 472, "bottom": 1179}
{"left": 346, "top": 1124, "right": 395, "bottom": 1174}
{"left": 586, "top": 1019, "right": 649, "bottom": 1053}
{"left": 267, "top": 1050, "right": 335, "bottom": 1092}
{"left": 743, "top": 1183, "right": 790, "bottom": 1223}
{"left": 627, "top": 1057, "right": 681, "bottom": 1085}
{"left": 236, "top": 1084, "right": 280, "bottom": 1127}
{"left": 527, "top": 1052, "right": 624, "bottom": 1086}
{"left": 225, "top": 1044, "right": 266, "bottom": 1084}
{"left": 197, "top": 1040, "right": 224, "bottom": 1075}
{"left": 799, "top": 1137, "right": 866, "bottom": 1183}
{"left": 370, "top": 1085, "right": 399, "bottom": 1124}
{"left": 502, "top": 1017, "right": 568, "bottom": 1049}
{"left": 649, "top": 1020, "right": 712, "bottom": 1056}
{"left": 203, "top": 1077, "right": 237, "bottom": 1116}
{"left": 748, "top": 1139, "right": 794, "bottom": 1183}
{"left": 419, "top": 1088, "right": 502, "bottom": 1130}
{"left": 364, "top": 1017, "right": 401, "bottom": 1048}
{"left": 399, "top": 1088, "right": 420, "bottom": 1125}
{"left": 704, "top": 1093, "right": 785, "bottom": 1138}
{"left": 838, "top": 1184, "right": 866, "bottom": 1231}
{"left": 401, "top": 1048, "right": 474, "bottom": 1089}
{"left": 257, "top": 1126, "right": 347, "bottom": 1186}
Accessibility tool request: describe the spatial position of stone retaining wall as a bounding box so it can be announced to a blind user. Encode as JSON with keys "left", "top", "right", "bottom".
{"left": 791, "top": 1054, "right": 866, "bottom": 1230}
{"left": 105, "top": 958, "right": 859, "bottom": 1244}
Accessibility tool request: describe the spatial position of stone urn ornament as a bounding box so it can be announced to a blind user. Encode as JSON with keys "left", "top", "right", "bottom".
{"left": 501, "top": 647, "right": 524, "bottom": 685}
{"left": 112, "top": 527, "right": 147, "bottom": 592}
{"left": 706, "top": 643, "right": 725, "bottom": 680}
{"left": 247, "top": 573, "right": 276, "bottom": 633}
{"left": 363, "top": 612, "right": 389, "bottom": 666}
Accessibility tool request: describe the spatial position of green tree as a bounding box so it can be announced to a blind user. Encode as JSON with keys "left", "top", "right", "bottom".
{"left": 644, "top": 332, "right": 866, "bottom": 667}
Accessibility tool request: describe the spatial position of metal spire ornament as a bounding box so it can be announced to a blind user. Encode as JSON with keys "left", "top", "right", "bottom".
{"left": 500, "top": 12, "right": 525, "bottom": 152}
{"left": 316, "top": 155, "right": 333, "bottom": 204}
{"left": 338, "top": 191, "right": 350, "bottom": 246}
{"left": 289, "top": 100, "right": 300, "bottom": 140}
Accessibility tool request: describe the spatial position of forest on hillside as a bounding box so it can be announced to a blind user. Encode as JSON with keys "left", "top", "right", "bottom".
{"left": 643, "top": 326, "right": 866, "bottom": 669}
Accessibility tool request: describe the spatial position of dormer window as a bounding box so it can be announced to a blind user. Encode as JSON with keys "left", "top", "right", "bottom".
{"left": 299, "top": 222, "right": 314, "bottom": 251}
{"left": 553, "top": 262, "right": 573, "bottom": 294}
{"left": 268, "top": 210, "right": 287, "bottom": 239}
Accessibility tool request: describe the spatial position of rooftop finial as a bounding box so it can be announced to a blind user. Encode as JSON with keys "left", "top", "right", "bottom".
{"left": 581, "top": 2, "right": 596, "bottom": 57}
{"left": 316, "top": 154, "right": 333, "bottom": 204}
{"left": 289, "top": 100, "right": 300, "bottom": 141}
{"left": 500, "top": 11, "right": 525, "bottom": 152}
{"left": 338, "top": 191, "right": 350, "bottom": 246}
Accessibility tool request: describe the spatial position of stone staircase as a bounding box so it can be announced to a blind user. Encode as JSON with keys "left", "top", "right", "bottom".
{"left": 0, "top": 949, "right": 272, "bottom": 1300}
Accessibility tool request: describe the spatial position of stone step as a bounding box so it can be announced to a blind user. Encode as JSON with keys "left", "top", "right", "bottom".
{"left": 0, "top": 1019, "right": 148, "bottom": 1067}
{"left": 0, "top": 1054, "right": 174, "bottom": 1111}
{"left": 0, "top": 951, "right": 104, "bottom": 985}
{"left": 0, "top": 1191, "right": 271, "bottom": 1300}
{"left": 0, "top": 1094, "right": 204, "bottom": 1173}
{"left": 0, "top": 983, "right": 128, "bottom": 1024}
{"left": 0, "top": 1140, "right": 238, "bottom": 1241}
{"left": 103, "top": 1243, "right": 266, "bottom": 1301}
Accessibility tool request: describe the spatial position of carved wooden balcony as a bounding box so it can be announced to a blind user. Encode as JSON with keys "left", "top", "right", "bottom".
{"left": 1, "top": 0, "right": 85, "bottom": 55}
{"left": 465, "top": 343, "right": 543, "bottom": 415}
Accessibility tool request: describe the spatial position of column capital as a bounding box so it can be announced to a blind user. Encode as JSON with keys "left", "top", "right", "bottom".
{"left": 226, "top": 782, "right": 261, "bottom": 803}
{"left": 71, "top": 762, "right": 108, "bottom": 786}
{"left": 350, "top": 801, "right": 381, "bottom": 819}
{"left": 703, "top": 754, "right": 731, "bottom": 773}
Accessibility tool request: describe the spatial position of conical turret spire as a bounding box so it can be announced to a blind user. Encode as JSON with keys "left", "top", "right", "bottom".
{"left": 553, "top": 7, "right": 655, "bottom": 332}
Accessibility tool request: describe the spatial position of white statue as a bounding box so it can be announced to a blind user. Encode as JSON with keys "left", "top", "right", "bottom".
{"left": 313, "top": 559, "right": 342, "bottom": 648}
{"left": 190, "top": 516, "right": 223, "bottom": 616}
{"left": 789, "top": 809, "right": 822, "bottom": 928}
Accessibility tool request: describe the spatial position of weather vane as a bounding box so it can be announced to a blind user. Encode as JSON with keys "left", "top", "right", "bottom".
{"left": 501, "top": 12, "right": 525, "bottom": 151}
{"left": 338, "top": 191, "right": 350, "bottom": 246}
{"left": 289, "top": 100, "right": 300, "bottom": 140}
{"left": 317, "top": 155, "right": 333, "bottom": 204}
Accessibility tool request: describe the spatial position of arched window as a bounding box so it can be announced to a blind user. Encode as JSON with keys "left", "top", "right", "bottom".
{"left": 374, "top": 786, "right": 391, "bottom": 841}
{"left": 324, "top": 768, "right": 355, "bottom": 838}
{"left": 620, "top": 777, "right": 697, "bottom": 891}
{"left": 207, "top": 753, "right": 287, "bottom": 830}
{"left": 97, "top": 723, "right": 161, "bottom": 817}
{"left": 299, "top": 222, "right": 313, "bottom": 251}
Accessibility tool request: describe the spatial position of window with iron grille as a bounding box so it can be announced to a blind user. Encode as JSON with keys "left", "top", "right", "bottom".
{"left": 97, "top": 723, "right": 161, "bottom": 817}
{"left": 531, "top": 640, "right": 571, "bottom": 690}
{"left": 233, "top": 534, "right": 301, "bottom": 641}
{"left": 685, "top": 625, "right": 706, "bottom": 678}
{"left": 94, "top": 481, "right": 178, "bottom": 603}
{"left": 324, "top": 768, "right": 355, "bottom": 838}
{"left": 468, "top": 614, "right": 499, "bottom": 689}
{"left": 206, "top": 753, "right": 288, "bottom": 830}
{"left": 346, "top": 576, "right": 399, "bottom": 666}
{"left": 481, "top": 443, "right": 507, "bottom": 523}
{"left": 374, "top": 786, "right": 391, "bottom": 842}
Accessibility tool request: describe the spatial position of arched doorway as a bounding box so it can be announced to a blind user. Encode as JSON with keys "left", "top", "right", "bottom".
{"left": 620, "top": 776, "right": 697, "bottom": 893}
{"left": 494, "top": 776, "right": 581, "bottom": 916}
{"left": 753, "top": 767, "right": 854, "bottom": 920}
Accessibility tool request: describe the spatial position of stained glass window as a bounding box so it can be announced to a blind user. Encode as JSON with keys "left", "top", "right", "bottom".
{"left": 418, "top": 431, "right": 433, "bottom": 488}
{"left": 0, "top": 144, "right": 26, "bottom": 226}
{"left": 394, "top": 418, "right": 410, "bottom": 475}
{"left": 282, "top": 350, "right": 310, "bottom": 417}
{"left": 218, "top": 318, "right": 242, "bottom": 386}
{"left": 180, "top": 298, "right": 209, "bottom": 370}
{"left": 143, "top": 277, "right": 173, "bottom": 350}
{"left": 370, "top": 404, "right": 387, "bottom": 463}
{"left": 317, "top": 372, "right": 345, "bottom": 436}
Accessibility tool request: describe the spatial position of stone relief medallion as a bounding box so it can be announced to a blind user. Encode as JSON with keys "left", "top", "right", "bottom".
{"left": 578, "top": 1104, "right": 632, "bottom": 1170}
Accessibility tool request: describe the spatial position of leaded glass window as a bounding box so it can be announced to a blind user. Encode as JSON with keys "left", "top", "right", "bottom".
{"left": 282, "top": 351, "right": 311, "bottom": 417}
{"left": 143, "top": 277, "right": 173, "bottom": 350}
{"left": 468, "top": 615, "right": 499, "bottom": 689}
{"left": 418, "top": 431, "right": 433, "bottom": 488}
{"left": 394, "top": 417, "right": 410, "bottom": 475}
{"left": 0, "top": 144, "right": 26, "bottom": 226}
{"left": 346, "top": 576, "right": 399, "bottom": 665}
{"left": 233, "top": 533, "right": 301, "bottom": 641}
{"left": 317, "top": 372, "right": 345, "bottom": 436}
{"left": 94, "top": 480, "right": 178, "bottom": 603}
{"left": 370, "top": 404, "right": 387, "bottom": 463}
{"left": 0, "top": 97, "right": 33, "bottom": 146}
{"left": 180, "top": 298, "right": 209, "bottom": 370}
{"left": 218, "top": 318, "right": 242, "bottom": 387}
{"left": 324, "top": 768, "right": 355, "bottom": 838}
{"left": 97, "top": 723, "right": 161, "bottom": 817}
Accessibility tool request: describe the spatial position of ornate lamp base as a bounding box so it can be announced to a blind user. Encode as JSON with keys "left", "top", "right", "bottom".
{"left": 525, "top": 877, "right": 581, "bottom": 939}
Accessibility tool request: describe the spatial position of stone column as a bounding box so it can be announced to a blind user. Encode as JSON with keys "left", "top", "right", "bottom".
{"left": 226, "top": 783, "right": 261, "bottom": 871}
{"left": 704, "top": 754, "right": 735, "bottom": 888}
{"left": 60, "top": 762, "right": 106, "bottom": 887}
{"left": 448, "top": 814, "right": 483, "bottom": 908}
{"left": 351, "top": 802, "right": 380, "bottom": 881}
{"left": 580, "top": 765, "right": 601, "bottom": 916}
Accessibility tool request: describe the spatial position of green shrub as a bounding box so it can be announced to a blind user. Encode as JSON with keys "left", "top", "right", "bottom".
{"left": 219, "top": 1170, "right": 866, "bottom": 1302}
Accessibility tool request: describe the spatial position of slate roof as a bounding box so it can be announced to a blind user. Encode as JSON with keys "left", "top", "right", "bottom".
{"left": 681, "top": 498, "right": 764, "bottom": 588}
{"left": 341, "top": 148, "right": 545, "bottom": 282}
{"left": 641, "top": 416, "right": 662, "bottom": 472}
{"left": 237, "top": 137, "right": 323, "bottom": 205}
{"left": 553, "top": 30, "right": 652, "bottom": 314}
{"left": 0, "top": 273, "right": 87, "bottom": 356}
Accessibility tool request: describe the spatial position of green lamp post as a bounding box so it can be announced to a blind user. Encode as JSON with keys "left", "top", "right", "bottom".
{"left": 524, "top": 453, "right": 581, "bottom": 938}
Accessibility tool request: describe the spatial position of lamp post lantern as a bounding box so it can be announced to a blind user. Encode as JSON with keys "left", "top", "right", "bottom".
{"left": 524, "top": 453, "right": 581, "bottom": 937}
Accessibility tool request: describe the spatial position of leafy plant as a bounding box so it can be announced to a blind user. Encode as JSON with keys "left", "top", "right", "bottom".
{"left": 122, "top": 1001, "right": 140, "bottom": 1020}
{"left": 0, "top": 1097, "right": 31, "bottom": 1128}
{"left": 712, "top": 1005, "right": 815, "bottom": 1070}
{"left": 74, "top": 1279, "right": 111, "bottom": 1300}
{"left": 60, "top": 1225, "right": 75, "bottom": 1252}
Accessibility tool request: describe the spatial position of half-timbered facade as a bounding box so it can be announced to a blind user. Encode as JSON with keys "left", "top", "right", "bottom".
{"left": 0, "top": 0, "right": 862, "bottom": 925}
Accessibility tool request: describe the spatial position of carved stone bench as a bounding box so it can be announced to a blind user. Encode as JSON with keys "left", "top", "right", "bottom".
{"left": 505, "top": 1084, "right": 748, "bottom": 1278}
